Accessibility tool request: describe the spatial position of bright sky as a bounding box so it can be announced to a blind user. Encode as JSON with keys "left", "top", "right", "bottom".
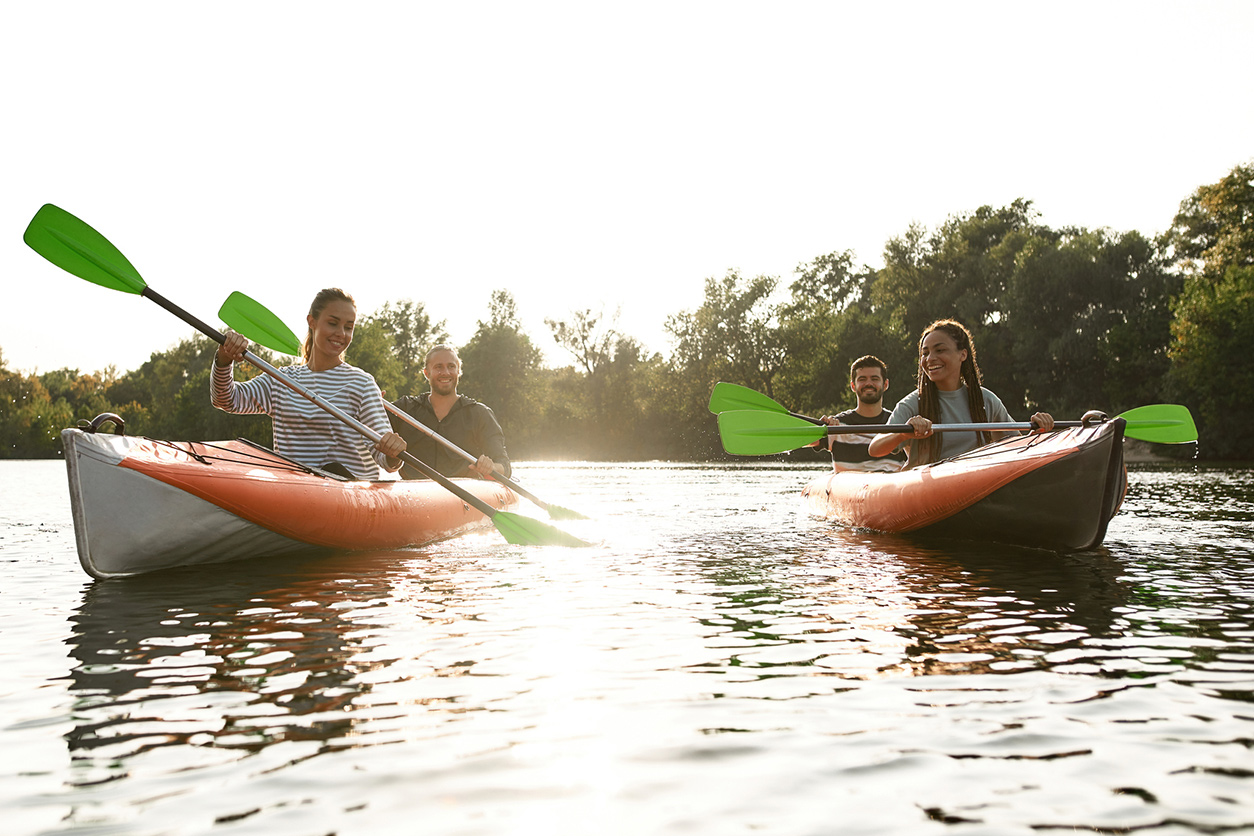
{"left": 4, "top": 1, "right": 1252, "bottom": 377}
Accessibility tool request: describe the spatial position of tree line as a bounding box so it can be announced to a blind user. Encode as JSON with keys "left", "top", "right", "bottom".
{"left": 4, "top": 162, "right": 1251, "bottom": 462}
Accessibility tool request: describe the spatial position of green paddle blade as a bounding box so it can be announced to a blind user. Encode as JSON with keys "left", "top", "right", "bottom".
{"left": 219, "top": 291, "right": 302, "bottom": 355}
{"left": 717, "top": 410, "right": 826, "bottom": 455}
{"left": 708, "top": 382, "right": 789, "bottom": 414}
{"left": 542, "top": 502, "right": 590, "bottom": 521}
{"left": 24, "top": 204, "right": 147, "bottom": 294}
{"left": 1121, "top": 404, "right": 1197, "bottom": 444}
{"left": 493, "top": 511, "right": 593, "bottom": 547}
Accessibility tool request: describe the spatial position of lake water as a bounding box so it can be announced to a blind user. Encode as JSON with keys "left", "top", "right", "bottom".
{"left": 1, "top": 457, "right": 1252, "bottom": 835}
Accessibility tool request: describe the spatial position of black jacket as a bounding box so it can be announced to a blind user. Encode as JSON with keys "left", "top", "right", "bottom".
{"left": 390, "top": 393, "right": 511, "bottom": 480}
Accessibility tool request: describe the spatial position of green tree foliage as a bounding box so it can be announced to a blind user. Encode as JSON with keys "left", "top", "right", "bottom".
{"left": 345, "top": 318, "right": 405, "bottom": 398}
{"left": 1, "top": 355, "right": 143, "bottom": 456}
{"left": 545, "top": 308, "right": 621, "bottom": 425}
{"left": 773, "top": 250, "right": 908, "bottom": 416}
{"left": 664, "top": 270, "right": 785, "bottom": 458}
{"left": 7, "top": 166, "right": 1248, "bottom": 461}
{"left": 459, "top": 290, "right": 545, "bottom": 456}
{"left": 597, "top": 336, "right": 670, "bottom": 459}
{"left": 666, "top": 271, "right": 785, "bottom": 397}
{"left": 543, "top": 309, "right": 667, "bottom": 459}
{"left": 1002, "top": 228, "right": 1180, "bottom": 417}
{"left": 1165, "top": 162, "right": 1254, "bottom": 274}
{"left": 1168, "top": 265, "right": 1254, "bottom": 458}
{"left": 108, "top": 336, "right": 271, "bottom": 443}
{"left": 0, "top": 367, "right": 70, "bottom": 456}
{"left": 1165, "top": 162, "right": 1254, "bottom": 458}
{"left": 547, "top": 308, "right": 618, "bottom": 378}
{"left": 357, "top": 300, "right": 448, "bottom": 396}
{"left": 872, "top": 200, "right": 1042, "bottom": 345}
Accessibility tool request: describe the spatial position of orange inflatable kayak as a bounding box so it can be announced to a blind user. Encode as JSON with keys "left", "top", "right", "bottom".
{"left": 801, "top": 419, "right": 1127, "bottom": 551}
{"left": 62, "top": 423, "right": 518, "bottom": 578}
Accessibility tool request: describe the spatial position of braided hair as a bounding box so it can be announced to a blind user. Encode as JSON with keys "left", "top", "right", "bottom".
{"left": 913, "top": 319, "right": 990, "bottom": 465}
{"left": 302, "top": 288, "right": 356, "bottom": 363}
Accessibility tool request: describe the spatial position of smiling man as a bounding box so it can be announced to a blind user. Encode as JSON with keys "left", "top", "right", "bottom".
{"left": 389, "top": 344, "right": 511, "bottom": 480}
{"left": 811, "top": 355, "right": 906, "bottom": 472}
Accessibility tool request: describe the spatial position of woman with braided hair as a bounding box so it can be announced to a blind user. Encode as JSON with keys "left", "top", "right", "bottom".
{"left": 868, "top": 319, "right": 1053, "bottom": 469}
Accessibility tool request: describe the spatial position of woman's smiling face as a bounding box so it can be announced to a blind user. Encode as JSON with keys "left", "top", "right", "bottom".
{"left": 307, "top": 299, "right": 356, "bottom": 366}
{"left": 919, "top": 328, "right": 968, "bottom": 391}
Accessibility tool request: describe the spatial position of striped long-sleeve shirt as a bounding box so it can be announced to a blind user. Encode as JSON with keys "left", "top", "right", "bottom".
{"left": 211, "top": 360, "right": 398, "bottom": 480}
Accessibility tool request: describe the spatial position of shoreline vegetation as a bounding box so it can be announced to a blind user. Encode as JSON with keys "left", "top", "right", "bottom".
{"left": 5, "top": 163, "right": 1252, "bottom": 462}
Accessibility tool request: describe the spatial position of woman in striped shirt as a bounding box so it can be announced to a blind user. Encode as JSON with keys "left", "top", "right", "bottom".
{"left": 211, "top": 288, "right": 406, "bottom": 479}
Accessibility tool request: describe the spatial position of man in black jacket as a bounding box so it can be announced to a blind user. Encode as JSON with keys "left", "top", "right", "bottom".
{"left": 389, "top": 345, "right": 511, "bottom": 480}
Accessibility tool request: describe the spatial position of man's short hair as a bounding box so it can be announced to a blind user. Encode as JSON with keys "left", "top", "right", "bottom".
{"left": 425, "top": 344, "right": 461, "bottom": 365}
{"left": 850, "top": 355, "right": 888, "bottom": 381}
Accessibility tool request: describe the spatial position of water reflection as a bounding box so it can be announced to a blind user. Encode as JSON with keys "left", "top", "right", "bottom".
{"left": 680, "top": 525, "right": 1136, "bottom": 682}
{"left": 868, "top": 539, "right": 1133, "bottom": 678}
{"left": 663, "top": 463, "right": 1254, "bottom": 705}
{"left": 1131, "top": 463, "right": 1254, "bottom": 519}
{"left": 62, "top": 550, "right": 471, "bottom": 787}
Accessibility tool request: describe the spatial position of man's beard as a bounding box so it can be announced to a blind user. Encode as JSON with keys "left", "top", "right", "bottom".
{"left": 429, "top": 380, "right": 458, "bottom": 397}
{"left": 857, "top": 388, "right": 882, "bottom": 405}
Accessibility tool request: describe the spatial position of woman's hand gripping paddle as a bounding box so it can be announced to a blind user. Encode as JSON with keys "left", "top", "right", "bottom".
{"left": 218, "top": 290, "right": 589, "bottom": 521}
{"left": 23, "top": 204, "right": 590, "bottom": 547}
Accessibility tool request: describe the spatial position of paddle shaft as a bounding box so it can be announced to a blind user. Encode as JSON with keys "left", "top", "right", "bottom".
{"left": 839, "top": 420, "right": 1055, "bottom": 435}
{"left": 835, "top": 419, "right": 1177, "bottom": 435}
{"left": 141, "top": 286, "right": 507, "bottom": 519}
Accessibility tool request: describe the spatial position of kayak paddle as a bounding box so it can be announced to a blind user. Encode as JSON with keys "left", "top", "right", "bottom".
{"left": 708, "top": 381, "right": 824, "bottom": 424}
{"left": 718, "top": 405, "right": 1198, "bottom": 456}
{"left": 23, "top": 203, "right": 591, "bottom": 548}
{"left": 219, "top": 290, "right": 590, "bottom": 521}
{"left": 709, "top": 381, "right": 888, "bottom": 448}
